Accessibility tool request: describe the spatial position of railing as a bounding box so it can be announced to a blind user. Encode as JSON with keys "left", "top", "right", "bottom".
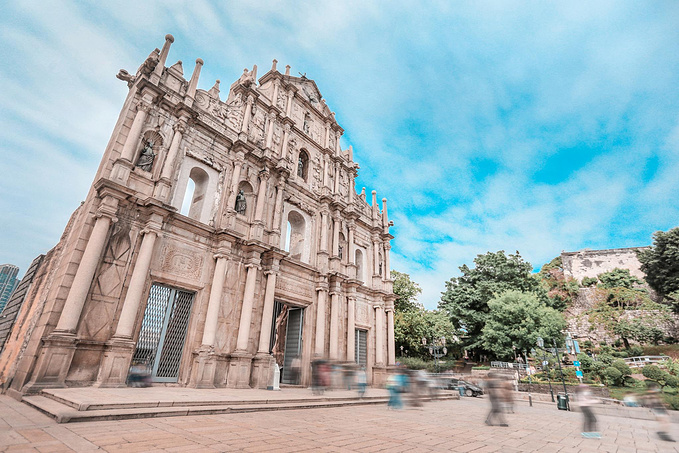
{"left": 490, "top": 361, "right": 528, "bottom": 370}
{"left": 623, "top": 356, "right": 669, "bottom": 368}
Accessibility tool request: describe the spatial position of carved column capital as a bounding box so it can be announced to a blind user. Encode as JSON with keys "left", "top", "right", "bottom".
{"left": 259, "top": 168, "right": 271, "bottom": 180}
{"left": 284, "top": 123, "right": 291, "bottom": 132}
{"left": 173, "top": 120, "right": 187, "bottom": 134}
{"left": 246, "top": 95, "right": 256, "bottom": 105}
{"left": 213, "top": 253, "right": 229, "bottom": 261}
{"left": 136, "top": 101, "right": 153, "bottom": 114}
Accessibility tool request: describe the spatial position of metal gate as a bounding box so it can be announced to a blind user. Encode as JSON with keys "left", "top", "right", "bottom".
{"left": 132, "top": 284, "right": 195, "bottom": 382}
{"left": 282, "top": 307, "right": 304, "bottom": 384}
{"left": 355, "top": 329, "right": 367, "bottom": 367}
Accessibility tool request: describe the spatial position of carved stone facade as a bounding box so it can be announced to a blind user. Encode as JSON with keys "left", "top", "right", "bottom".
{"left": 0, "top": 35, "right": 396, "bottom": 396}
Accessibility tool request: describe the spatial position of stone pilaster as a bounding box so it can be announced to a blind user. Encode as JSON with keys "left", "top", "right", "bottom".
{"left": 25, "top": 197, "right": 118, "bottom": 392}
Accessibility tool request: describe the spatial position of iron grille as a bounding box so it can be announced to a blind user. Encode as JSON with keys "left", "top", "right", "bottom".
{"left": 282, "top": 307, "right": 303, "bottom": 384}
{"left": 355, "top": 329, "right": 367, "bottom": 367}
{"left": 132, "top": 284, "right": 195, "bottom": 382}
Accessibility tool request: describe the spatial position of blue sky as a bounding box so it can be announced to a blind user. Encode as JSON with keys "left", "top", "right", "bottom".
{"left": 1, "top": 1, "right": 678, "bottom": 309}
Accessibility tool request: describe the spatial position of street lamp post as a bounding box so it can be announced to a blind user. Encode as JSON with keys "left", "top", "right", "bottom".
{"left": 537, "top": 336, "right": 560, "bottom": 405}
{"left": 526, "top": 348, "right": 533, "bottom": 407}
{"left": 552, "top": 339, "right": 570, "bottom": 411}
{"left": 423, "top": 336, "right": 447, "bottom": 374}
{"left": 537, "top": 344, "right": 555, "bottom": 402}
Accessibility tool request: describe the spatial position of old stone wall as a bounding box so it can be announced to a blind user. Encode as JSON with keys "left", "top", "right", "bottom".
{"left": 562, "top": 247, "right": 649, "bottom": 283}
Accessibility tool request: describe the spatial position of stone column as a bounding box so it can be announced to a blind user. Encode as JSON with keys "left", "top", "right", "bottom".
{"left": 324, "top": 123, "right": 330, "bottom": 149}
{"left": 323, "top": 158, "right": 330, "bottom": 188}
{"left": 186, "top": 58, "right": 204, "bottom": 101}
{"left": 375, "top": 306, "right": 384, "bottom": 365}
{"left": 384, "top": 243, "right": 391, "bottom": 280}
{"left": 188, "top": 251, "right": 229, "bottom": 389}
{"left": 252, "top": 170, "right": 269, "bottom": 240}
{"left": 228, "top": 252, "right": 261, "bottom": 388}
{"left": 280, "top": 124, "right": 291, "bottom": 158}
{"left": 161, "top": 121, "right": 186, "bottom": 180}
{"left": 257, "top": 268, "right": 278, "bottom": 354}
{"left": 111, "top": 225, "right": 160, "bottom": 339}
{"left": 55, "top": 200, "right": 118, "bottom": 334}
{"left": 154, "top": 120, "right": 186, "bottom": 202}
{"left": 333, "top": 163, "right": 340, "bottom": 194}
{"left": 153, "top": 34, "right": 174, "bottom": 78}
{"left": 225, "top": 157, "right": 245, "bottom": 222}
{"left": 332, "top": 215, "right": 340, "bottom": 257}
{"left": 348, "top": 223, "right": 355, "bottom": 264}
{"left": 314, "top": 285, "right": 328, "bottom": 357}
{"left": 271, "top": 177, "right": 285, "bottom": 244}
{"left": 328, "top": 291, "right": 340, "bottom": 360}
{"left": 285, "top": 92, "right": 293, "bottom": 117}
{"left": 201, "top": 254, "right": 229, "bottom": 347}
{"left": 241, "top": 95, "right": 254, "bottom": 136}
{"left": 251, "top": 259, "right": 279, "bottom": 389}
{"left": 346, "top": 297, "right": 355, "bottom": 362}
{"left": 320, "top": 210, "right": 329, "bottom": 252}
{"left": 265, "top": 113, "right": 276, "bottom": 150}
{"left": 272, "top": 79, "right": 280, "bottom": 108}
{"left": 387, "top": 308, "right": 395, "bottom": 366}
{"left": 120, "top": 101, "right": 151, "bottom": 163}
{"left": 236, "top": 261, "right": 260, "bottom": 351}
{"left": 254, "top": 170, "right": 269, "bottom": 222}
{"left": 372, "top": 237, "right": 380, "bottom": 277}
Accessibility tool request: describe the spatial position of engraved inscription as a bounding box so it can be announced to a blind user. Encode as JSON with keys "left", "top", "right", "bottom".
{"left": 160, "top": 245, "right": 204, "bottom": 280}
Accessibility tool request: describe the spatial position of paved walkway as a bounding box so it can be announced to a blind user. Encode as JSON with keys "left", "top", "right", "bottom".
{"left": 2, "top": 392, "right": 678, "bottom": 452}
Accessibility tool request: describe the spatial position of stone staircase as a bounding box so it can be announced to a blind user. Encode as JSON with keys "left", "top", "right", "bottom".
{"left": 22, "top": 388, "right": 459, "bottom": 423}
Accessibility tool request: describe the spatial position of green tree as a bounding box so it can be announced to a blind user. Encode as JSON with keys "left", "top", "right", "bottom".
{"left": 479, "top": 290, "right": 566, "bottom": 360}
{"left": 638, "top": 227, "right": 679, "bottom": 309}
{"left": 597, "top": 268, "right": 644, "bottom": 289}
{"left": 538, "top": 256, "right": 579, "bottom": 311}
{"left": 391, "top": 270, "right": 423, "bottom": 313}
{"left": 439, "top": 251, "right": 549, "bottom": 355}
{"left": 394, "top": 308, "right": 457, "bottom": 359}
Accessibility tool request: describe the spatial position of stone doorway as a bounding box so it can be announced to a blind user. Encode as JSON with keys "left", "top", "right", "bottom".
{"left": 131, "top": 284, "right": 195, "bottom": 382}
{"left": 270, "top": 301, "right": 304, "bottom": 385}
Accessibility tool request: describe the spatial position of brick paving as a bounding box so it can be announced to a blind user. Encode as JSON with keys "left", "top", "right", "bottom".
{"left": 2, "top": 393, "right": 679, "bottom": 452}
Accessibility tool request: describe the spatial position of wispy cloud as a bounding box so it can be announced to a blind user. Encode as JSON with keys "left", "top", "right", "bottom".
{"left": 1, "top": 1, "right": 678, "bottom": 310}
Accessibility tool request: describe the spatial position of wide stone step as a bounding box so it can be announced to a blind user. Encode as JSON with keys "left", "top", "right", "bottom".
{"left": 23, "top": 394, "right": 393, "bottom": 423}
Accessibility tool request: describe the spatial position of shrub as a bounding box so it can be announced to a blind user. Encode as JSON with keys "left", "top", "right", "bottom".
{"left": 628, "top": 345, "right": 644, "bottom": 357}
{"left": 604, "top": 366, "right": 623, "bottom": 386}
{"left": 643, "top": 365, "right": 665, "bottom": 383}
{"left": 472, "top": 366, "right": 490, "bottom": 370}
{"left": 597, "top": 353, "right": 615, "bottom": 366}
{"left": 582, "top": 277, "right": 598, "bottom": 287}
{"left": 577, "top": 354, "right": 594, "bottom": 373}
{"left": 612, "top": 359, "right": 632, "bottom": 377}
{"left": 663, "top": 386, "right": 678, "bottom": 395}
{"left": 664, "top": 395, "right": 679, "bottom": 411}
{"left": 664, "top": 373, "right": 679, "bottom": 388}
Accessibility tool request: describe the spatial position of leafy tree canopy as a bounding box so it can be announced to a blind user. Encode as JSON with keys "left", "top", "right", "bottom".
{"left": 394, "top": 308, "right": 458, "bottom": 359}
{"left": 480, "top": 290, "right": 566, "bottom": 360}
{"left": 391, "top": 270, "right": 423, "bottom": 313}
{"left": 638, "top": 227, "right": 679, "bottom": 306}
{"left": 597, "top": 268, "right": 644, "bottom": 289}
{"left": 538, "top": 255, "right": 579, "bottom": 311}
{"left": 439, "top": 251, "right": 550, "bottom": 353}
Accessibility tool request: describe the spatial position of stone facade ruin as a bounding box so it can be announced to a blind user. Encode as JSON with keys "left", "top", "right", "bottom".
{"left": 561, "top": 247, "right": 677, "bottom": 344}
{"left": 562, "top": 247, "right": 649, "bottom": 283}
{"left": 0, "top": 35, "right": 396, "bottom": 396}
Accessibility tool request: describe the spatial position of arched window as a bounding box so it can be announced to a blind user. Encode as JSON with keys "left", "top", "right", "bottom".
{"left": 355, "top": 249, "right": 364, "bottom": 282}
{"left": 180, "top": 167, "right": 209, "bottom": 221}
{"left": 297, "top": 150, "right": 309, "bottom": 181}
{"left": 286, "top": 211, "right": 306, "bottom": 261}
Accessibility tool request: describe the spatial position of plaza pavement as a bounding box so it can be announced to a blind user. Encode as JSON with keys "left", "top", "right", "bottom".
{"left": 1, "top": 391, "right": 678, "bottom": 452}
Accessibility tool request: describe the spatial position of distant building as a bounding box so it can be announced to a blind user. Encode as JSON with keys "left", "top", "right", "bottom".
{"left": 561, "top": 247, "right": 649, "bottom": 283}
{"left": 0, "top": 264, "right": 19, "bottom": 313}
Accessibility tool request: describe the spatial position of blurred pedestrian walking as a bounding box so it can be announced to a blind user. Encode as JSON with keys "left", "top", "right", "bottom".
{"left": 644, "top": 385, "right": 675, "bottom": 442}
{"left": 485, "top": 374, "right": 508, "bottom": 427}
{"left": 575, "top": 384, "right": 600, "bottom": 439}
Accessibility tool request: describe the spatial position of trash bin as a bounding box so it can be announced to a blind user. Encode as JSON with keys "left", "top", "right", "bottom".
{"left": 458, "top": 385, "right": 465, "bottom": 397}
{"left": 556, "top": 393, "right": 569, "bottom": 411}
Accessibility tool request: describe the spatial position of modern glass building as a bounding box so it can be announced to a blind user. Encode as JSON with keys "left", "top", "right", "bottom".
{"left": 0, "top": 264, "right": 19, "bottom": 313}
